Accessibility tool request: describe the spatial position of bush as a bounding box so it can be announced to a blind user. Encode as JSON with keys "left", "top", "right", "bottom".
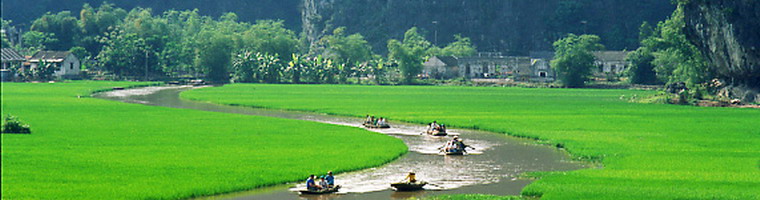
{"left": 2, "top": 115, "right": 31, "bottom": 134}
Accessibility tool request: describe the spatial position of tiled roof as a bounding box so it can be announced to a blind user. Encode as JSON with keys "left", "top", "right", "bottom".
{"left": 436, "top": 56, "right": 459, "bottom": 66}
{"left": 593, "top": 51, "right": 629, "bottom": 62}
{"left": 30, "top": 51, "right": 72, "bottom": 63}
{"left": 1, "top": 48, "right": 25, "bottom": 62}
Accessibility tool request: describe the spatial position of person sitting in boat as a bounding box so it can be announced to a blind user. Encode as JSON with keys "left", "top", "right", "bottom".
{"left": 325, "top": 171, "right": 335, "bottom": 188}
{"left": 445, "top": 136, "right": 460, "bottom": 152}
{"left": 306, "top": 174, "right": 321, "bottom": 191}
{"left": 318, "top": 176, "right": 329, "bottom": 189}
{"left": 365, "top": 115, "right": 372, "bottom": 124}
{"left": 402, "top": 171, "right": 417, "bottom": 183}
{"left": 429, "top": 121, "right": 440, "bottom": 131}
{"left": 456, "top": 138, "right": 474, "bottom": 152}
{"left": 377, "top": 118, "right": 387, "bottom": 126}
{"left": 439, "top": 124, "right": 447, "bottom": 132}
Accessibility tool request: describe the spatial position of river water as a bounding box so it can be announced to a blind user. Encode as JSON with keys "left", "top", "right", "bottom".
{"left": 95, "top": 86, "right": 582, "bottom": 200}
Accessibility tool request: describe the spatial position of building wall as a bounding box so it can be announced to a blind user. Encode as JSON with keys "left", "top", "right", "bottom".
{"left": 53, "top": 54, "right": 80, "bottom": 77}
{"left": 595, "top": 60, "right": 627, "bottom": 74}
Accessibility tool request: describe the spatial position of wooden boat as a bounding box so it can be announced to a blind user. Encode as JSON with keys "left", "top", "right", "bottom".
{"left": 298, "top": 185, "right": 341, "bottom": 195}
{"left": 426, "top": 129, "right": 447, "bottom": 136}
{"left": 189, "top": 79, "right": 205, "bottom": 86}
{"left": 390, "top": 181, "right": 427, "bottom": 191}
{"left": 442, "top": 150, "right": 465, "bottom": 155}
{"left": 363, "top": 123, "right": 391, "bottom": 128}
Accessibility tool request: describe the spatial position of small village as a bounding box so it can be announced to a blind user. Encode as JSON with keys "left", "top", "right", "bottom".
{"left": 422, "top": 51, "right": 629, "bottom": 83}
{"left": 2, "top": 46, "right": 630, "bottom": 85}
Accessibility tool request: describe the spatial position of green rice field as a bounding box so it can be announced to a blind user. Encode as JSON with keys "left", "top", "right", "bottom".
{"left": 182, "top": 84, "right": 760, "bottom": 200}
{"left": 0, "top": 82, "right": 406, "bottom": 199}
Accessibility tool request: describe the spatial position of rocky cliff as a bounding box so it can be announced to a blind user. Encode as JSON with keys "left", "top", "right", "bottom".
{"left": 682, "top": 0, "right": 760, "bottom": 102}
{"left": 683, "top": 0, "right": 760, "bottom": 88}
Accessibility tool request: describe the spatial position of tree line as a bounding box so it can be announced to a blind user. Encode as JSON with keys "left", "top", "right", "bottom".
{"left": 549, "top": 3, "right": 712, "bottom": 101}
{"left": 1, "top": 3, "right": 475, "bottom": 84}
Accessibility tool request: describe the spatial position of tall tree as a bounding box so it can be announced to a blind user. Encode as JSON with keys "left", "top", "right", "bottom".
{"left": 438, "top": 34, "right": 476, "bottom": 57}
{"left": 551, "top": 34, "right": 604, "bottom": 87}
{"left": 30, "top": 11, "right": 81, "bottom": 50}
{"left": 318, "top": 27, "right": 373, "bottom": 83}
{"left": 195, "top": 32, "right": 233, "bottom": 82}
{"left": 388, "top": 27, "right": 431, "bottom": 84}
{"left": 95, "top": 28, "right": 152, "bottom": 77}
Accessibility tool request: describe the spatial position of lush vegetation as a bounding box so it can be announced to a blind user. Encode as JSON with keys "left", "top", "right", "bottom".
{"left": 550, "top": 34, "right": 604, "bottom": 87}
{"left": 626, "top": 5, "right": 709, "bottom": 89}
{"left": 183, "top": 84, "right": 760, "bottom": 199}
{"left": 1, "top": 2, "right": 475, "bottom": 84}
{"left": 1, "top": 115, "right": 31, "bottom": 134}
{"left": 0, "top": 82, "right": 406, "bottom": 199}
{"left": 3, "top": 0, "right": 674, "bottom": 53}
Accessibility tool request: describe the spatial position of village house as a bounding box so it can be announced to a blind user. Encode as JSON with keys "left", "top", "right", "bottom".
{"left": 1, "top": 48, "right": 25, "bottom": 81}
{"left": 593, "top": 51, "right": 630, "bottom": 74}
{"left": 422, "top": 52, "right": 556, "bottom": 82}
{"left": 28, "top": 51, "right": 81, "bottom": 79}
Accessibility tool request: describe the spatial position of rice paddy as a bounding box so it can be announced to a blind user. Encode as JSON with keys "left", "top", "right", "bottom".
{"left": 182, "top": 84, "right": 760, "bottom": 200}
{"left": 0, "top": 82, "right": 406, "bottom": 199}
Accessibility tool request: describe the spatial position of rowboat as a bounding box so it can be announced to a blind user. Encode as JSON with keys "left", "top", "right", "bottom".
{"left": 363, "top": 123, "right": 391, "bottom": 128}
{"left": 298, "top": 185, "right": 341, "bottom": 194}
{"left": 426, "top": 129, "right": 447, "bottom": 136}
{"left": 442, "top": 150, "right": 466, "bottom": 155}
{"left": 390, "top": 181, "right": 427, "bottom": 191}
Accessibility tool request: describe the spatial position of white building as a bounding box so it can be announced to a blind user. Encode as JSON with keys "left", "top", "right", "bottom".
{"left": 593, "top": 51, "right": 630, "bottom": 74}
{"left": 422, "top": 53, "right": 556, "bottom": 82}
{"left": 29, "top": 51, "right": 80, "bottom": 78}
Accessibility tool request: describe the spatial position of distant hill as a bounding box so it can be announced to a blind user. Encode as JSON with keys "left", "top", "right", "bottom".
{"left": 1, "top": 0, "right": 302, "bottom": 30}
{"left": 3, "top": 0, "right": 675, "bottom": 54}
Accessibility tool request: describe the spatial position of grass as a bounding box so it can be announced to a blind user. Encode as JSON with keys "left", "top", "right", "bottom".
{"left": 421, "top": 194, "right": 526, "bottom": 200}
{"left": 182, "top": 84, "right": 760, "bottom": 200}
{"left": 0, "top": 81, "right": 406, "bottom": 199}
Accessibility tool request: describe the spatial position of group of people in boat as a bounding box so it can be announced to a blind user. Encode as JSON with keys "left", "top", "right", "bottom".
{"left": 305, "top": 171, "right": 337, "bottom": 192}
{"left": 439, "top": 136, "right": 473, "bottom": 154}
{"left": 427, "top": 120, "right": 447, "bottom": 133}
{"left": 364, "top": 115, "right": 389, "bottom": 127}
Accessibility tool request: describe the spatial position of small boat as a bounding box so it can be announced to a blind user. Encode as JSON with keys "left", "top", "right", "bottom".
{"left": 363, "top": 123, "right": 391, "bottom": 128}
{"left": 112, "top": 87, "right": 125, "bottom": 90}
{"left": 298, "top": 185, "right": 341, "bottom": 195}
{"left": 426, "top": 129, "right": 447, "bottom": 136}
{"left": 442, "top": 150, "right": 466, "bottom": 156}
{"left": 189, "top": 79, "right": 205, "bottom": 86}
{"left": 391, "top": 181, "right": 427, "bottom": 191}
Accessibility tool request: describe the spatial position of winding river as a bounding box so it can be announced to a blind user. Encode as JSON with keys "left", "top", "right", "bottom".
{"left": 95, "top": 85, "right": 582, "bottom": 200}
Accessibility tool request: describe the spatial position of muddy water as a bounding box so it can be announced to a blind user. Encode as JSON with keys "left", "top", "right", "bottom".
{"left": 95, "top": 86, "right": 582, "bottom": 200}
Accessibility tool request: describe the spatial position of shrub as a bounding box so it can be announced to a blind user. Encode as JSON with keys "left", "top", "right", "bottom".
{"left": 1, "top": 115, "right": 31, "bottom": 134}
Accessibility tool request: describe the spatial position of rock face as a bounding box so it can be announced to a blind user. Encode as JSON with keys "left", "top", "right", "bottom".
{"left": 682, "top": 0, "right": 760, "bottom": 91}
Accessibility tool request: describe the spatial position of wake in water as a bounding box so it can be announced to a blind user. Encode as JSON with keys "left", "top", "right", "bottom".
{"left": 290, "top": 133, "right": 504, "bottom": 194}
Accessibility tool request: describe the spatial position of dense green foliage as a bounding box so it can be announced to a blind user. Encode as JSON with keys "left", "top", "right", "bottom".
{"left": 183, "top": 84, "right": 760, "bottom": 200}
{"left": 5, "top": 4, "right": 475, "bottom": 85}
{"left": 1, "top": 115, "right": 31, "bottom": 134}
{"left": 388, "top": 27, "right": 432, "bottom": 84}
{"left": 311, "top": 0, "right": 673, "bottom": 53}
{"left": 0, "top": 82, "right": 406, "bottom": 199}
{"left": 551, "top": 34, "right": 604, "bottom": 87}
{"left": 628, "top": 5, "right": 710, "bottom": 89}
{"left": 625, "top": 47, "right": 659, "bottom": 85}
